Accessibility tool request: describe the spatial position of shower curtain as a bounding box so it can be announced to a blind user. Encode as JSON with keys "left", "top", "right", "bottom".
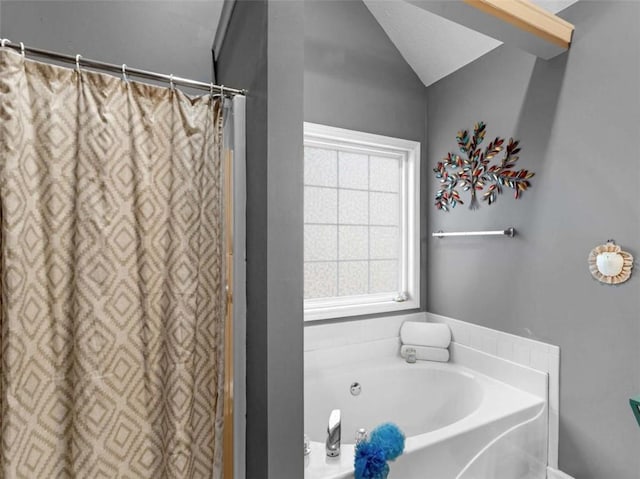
{"left": 0, "top": 48, "right": 225, "bottom": 478}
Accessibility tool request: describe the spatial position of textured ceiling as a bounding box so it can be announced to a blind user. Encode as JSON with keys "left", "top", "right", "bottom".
{"left": 363, "top": 0, "right": 579, "bottom": 87}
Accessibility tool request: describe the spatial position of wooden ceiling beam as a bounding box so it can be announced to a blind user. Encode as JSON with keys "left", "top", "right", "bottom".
{"left": 407, "top": 0, "right": 575, "bottom": 59}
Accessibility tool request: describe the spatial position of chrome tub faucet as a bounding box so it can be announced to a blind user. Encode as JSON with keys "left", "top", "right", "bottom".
{"left": 326, "top": 409, "right": 341, "bottom": 457}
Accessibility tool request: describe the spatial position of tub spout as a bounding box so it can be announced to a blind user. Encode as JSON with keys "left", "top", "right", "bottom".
{"left": 326, "top": 409, "right": 341, "bottom": 457}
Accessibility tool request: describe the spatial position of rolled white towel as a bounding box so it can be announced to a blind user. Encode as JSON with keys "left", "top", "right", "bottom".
{"left": 401, "top": 345, "right": 449, "bottom": 363}
{"left": 400, "top": 321, "right": 451, "bottom": 349}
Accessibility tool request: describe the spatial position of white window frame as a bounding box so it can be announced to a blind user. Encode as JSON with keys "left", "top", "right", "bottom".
{"left": 303, "top": 122, "right": 421, "bottom": 321}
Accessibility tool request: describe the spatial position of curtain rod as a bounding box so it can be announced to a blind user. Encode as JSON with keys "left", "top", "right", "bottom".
{"left": 0, "top": 39, "right": 247, "bottom": 97}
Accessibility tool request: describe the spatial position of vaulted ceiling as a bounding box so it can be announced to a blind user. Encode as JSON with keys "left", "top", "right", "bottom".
{"left": 363, "top": 0, "right": 580, "bottom": 87}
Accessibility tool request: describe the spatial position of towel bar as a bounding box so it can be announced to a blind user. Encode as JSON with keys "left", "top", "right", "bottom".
{"left": 432, "top": 227, "right": 516, "bottom": 238}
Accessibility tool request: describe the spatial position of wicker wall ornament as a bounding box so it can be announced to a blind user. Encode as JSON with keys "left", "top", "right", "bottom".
{"left": 588, "top": 241, "right": 633, "bottom": 285}
{"left": 434, "top": 121, "right": 534, "bottom": 211}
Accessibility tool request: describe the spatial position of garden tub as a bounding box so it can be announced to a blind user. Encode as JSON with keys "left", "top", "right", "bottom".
{"left": 304, "top": 355, "right": 547, "bottom": 479}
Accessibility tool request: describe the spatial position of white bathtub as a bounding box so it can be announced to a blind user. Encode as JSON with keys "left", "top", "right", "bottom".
{"left": 304, "top": 352, "right": 547, "bottom": 479}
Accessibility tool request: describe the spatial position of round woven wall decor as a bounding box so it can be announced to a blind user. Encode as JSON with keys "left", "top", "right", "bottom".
{"left": 588, "top": 241, "right": 633, "bottom": 285}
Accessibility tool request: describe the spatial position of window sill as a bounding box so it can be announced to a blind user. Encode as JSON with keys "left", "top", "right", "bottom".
{"left": 304, "top": 297, "right": 419, "bottom": 322}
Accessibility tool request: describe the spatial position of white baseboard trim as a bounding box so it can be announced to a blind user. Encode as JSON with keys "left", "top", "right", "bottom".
{"left": 547, "top": 467, "right": 575, "bottom": 479}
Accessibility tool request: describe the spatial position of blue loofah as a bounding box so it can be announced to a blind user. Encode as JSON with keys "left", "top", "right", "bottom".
{"left": 369, "top": 423, "right": 405, "bottom": 462}
{"left": 354, "top": 423, "right": 405, "bottom": 479}
{"left": 354, "top": 441, "right": 390, "bottom": 479}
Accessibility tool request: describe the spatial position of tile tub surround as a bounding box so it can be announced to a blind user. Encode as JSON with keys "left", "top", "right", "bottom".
{"left": 304, "top": 311, "right": 560, "bottom": 469}
{"left": 304, "top": 312, "right": 425, "bottom": 352}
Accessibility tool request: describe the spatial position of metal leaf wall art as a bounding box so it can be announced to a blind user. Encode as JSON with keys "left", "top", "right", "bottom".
{"left": 434, "top": 122, "right": 535, "bottom": 211}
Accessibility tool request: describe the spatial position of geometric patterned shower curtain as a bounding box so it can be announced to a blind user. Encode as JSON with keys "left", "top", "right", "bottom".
{"left": 0, "top": 48, "right": 225, "bottom": 478}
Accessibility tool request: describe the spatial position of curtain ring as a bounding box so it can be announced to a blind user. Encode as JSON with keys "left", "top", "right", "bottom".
{"left": 210, "top": 82, "right": 214, "bottom": 98}
{"left": 220, "top": 85, "right": 225, "bottom": 101}
{"left": 75, "top": 54, "right": 82, "bottom": 74}
{"left": 20, "top": 42, "right": 25, "bottom": 58}
{"left": 0, "top": 38, "right": 9, "bottom": 48}
{"left": 121, "top": 64, "right": 128, "bottom": 82}
{"left": 169, "top": 74, "right": 175, "bottom": 90}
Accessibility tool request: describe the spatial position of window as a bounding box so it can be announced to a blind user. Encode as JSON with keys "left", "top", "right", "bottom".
{"left": 303, "top": 123, "right": 420, "bottom": 321}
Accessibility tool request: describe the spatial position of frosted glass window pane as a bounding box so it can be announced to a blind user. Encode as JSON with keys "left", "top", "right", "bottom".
{"left": 305, "top": 225, "right": 337, "bottom": 261}
{"left": 338, "top": 151, "right": 368, "bottom": 190}
{"left": 370, "top": 156, "right": 400, "bottom": 192}
{"left": 338, "top": 261, "right": 369, "bottom": 296}
{"left": 304, "top": 262, "right": 337, "bottom": 299}
{"left": 339, "top": 226, "right": 368, "bottom": 260}
{"left": 339, "top": 189, "right": 368, "bottom": 225}
{"left": 305, "top": 186, "right": 337, "bottom": 223}
{"left": 305, "top": 147, "right": 337, "bottom": 187}
{"left": 370, "top": 192, "right": 399, "bottom": 225}
{"left": 370, "top": 226, "right": 399, "bottom": 260}
{"left": 370, "top": 260, "right": 398, "bottom": 294}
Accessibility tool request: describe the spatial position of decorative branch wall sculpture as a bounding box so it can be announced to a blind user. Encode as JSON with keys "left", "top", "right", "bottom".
{"left": 434, "top": 122, "right": 535, "bottom": 211}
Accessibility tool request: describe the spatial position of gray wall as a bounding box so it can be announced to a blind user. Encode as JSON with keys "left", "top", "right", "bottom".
{"left": 426, "top": 2, "right": 640, "bottom": 477}
{"left": 0, "top": 0, "right": 218, "bottom": 86}
{"left": 217, "top": 1, "right": 304, "bottom": 478}
{"left": 304, "top": 0, "right": 428, "bottom": 315}
{"left": 217, "top": 3, "right": 268, "bottom": 477}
